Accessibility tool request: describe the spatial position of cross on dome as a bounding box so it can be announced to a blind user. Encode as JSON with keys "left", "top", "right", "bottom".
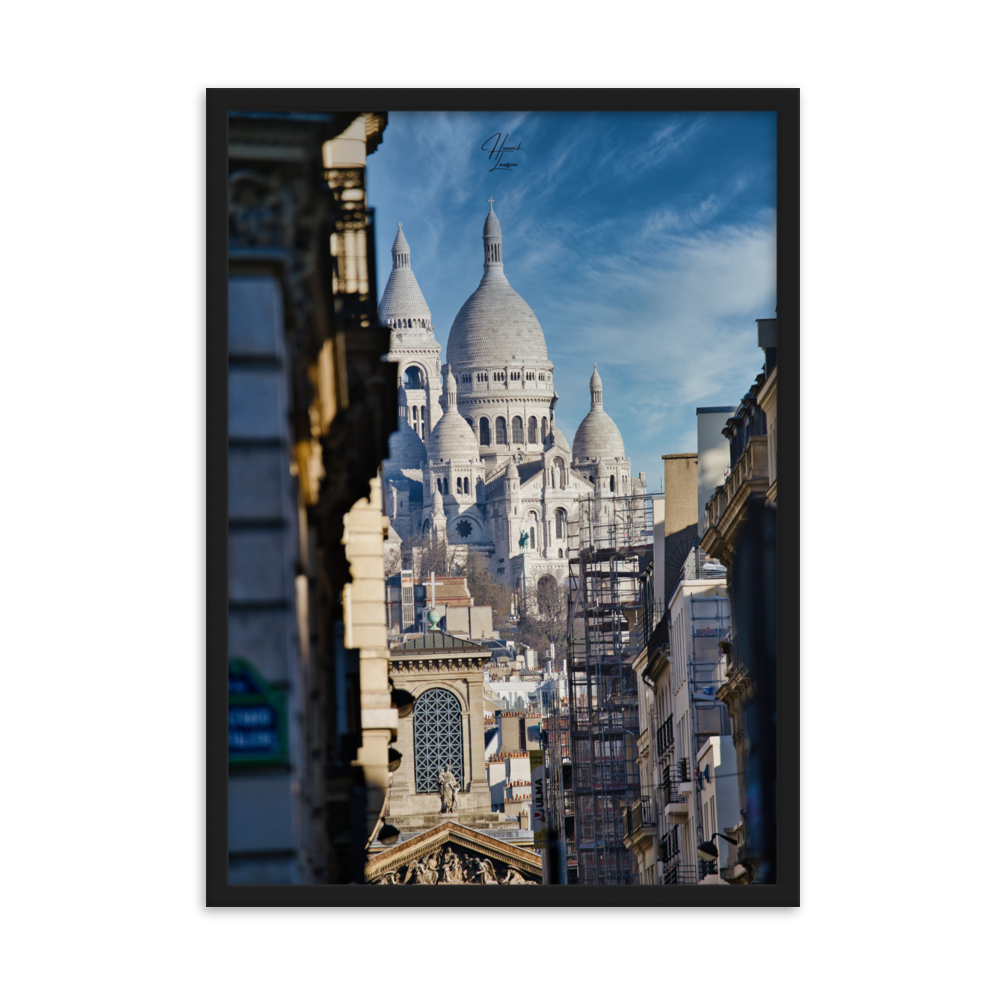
{"left": 488, "top": 197, "right": 494, "bottom": 210}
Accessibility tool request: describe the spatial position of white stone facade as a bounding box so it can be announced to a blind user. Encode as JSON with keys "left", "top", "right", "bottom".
{"left": 380, "top": 207, "right": 642, "bottom": 590}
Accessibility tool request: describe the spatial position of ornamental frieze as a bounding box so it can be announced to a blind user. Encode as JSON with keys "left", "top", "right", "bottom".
{"left": 369, "top": 843, "right": 538, "bottom": 885}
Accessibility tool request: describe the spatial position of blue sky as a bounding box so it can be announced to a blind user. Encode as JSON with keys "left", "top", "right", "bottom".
{"left": 366, "top": 111, "right": 776, "bottom": 491}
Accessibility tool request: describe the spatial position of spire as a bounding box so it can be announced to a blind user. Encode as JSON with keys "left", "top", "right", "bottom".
{"left": 391, "top": 223, "right": 411, "bottom": 269}
{"left": 589, "top": 363, "right": 604, "bottom": 409}
{"left": 443, "top": 364, "right": 458, "bottom": 410}
{"left": 482, "top": 199, "right": 504, "bottom": 281}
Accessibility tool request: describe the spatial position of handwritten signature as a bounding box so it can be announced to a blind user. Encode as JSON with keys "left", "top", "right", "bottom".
{"left": 482, "top": 132, "right": 522, "bottom": 172}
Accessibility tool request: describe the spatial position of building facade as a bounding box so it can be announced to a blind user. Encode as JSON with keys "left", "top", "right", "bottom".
{"left": 378, "top": 205, "right": 642, "bottom": 594}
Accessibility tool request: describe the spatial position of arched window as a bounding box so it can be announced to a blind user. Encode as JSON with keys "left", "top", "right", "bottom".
{"left": 554, "top": 456, "right": 565, "bottom": 488}
{"left": 541, "top": 417, "right": 548, "bottom": 443}
{"left": 420, "top": 406, "right": 426, "bottom": 439}
{"left": 413, "top": 688, "right": 464, "bottom": 793}
{"left": 610, "top": 475, "right": 616, "bottom": 493}
{"left": 558, "top": 548, "right": 563, "bottom": 558}
{"left": 527, "top": 416, "right": 537, "bottom": 444}
{"left": 404, "top": 366, "right": 423, "bottom": 389}
{"left": 464, "top": 477, "right": 470, "bottom": 494}
{"left": 556, "top": 508, "right": 567, "bottom": 539}
{"left": 529, "top": 511, "right": 538, "bottom": 549}
{"left": 436, "top": 477, "right": 441, "bottom": 493}
{"left": 512, "top": 416, "right": 524, "bottom": 444}
{"left": 496, "top": 416, "right": 507, "bottom": 445}
{"left": 443, "top": 477, "right": 449, "bottom": 495}
{"left": 479, "top": 417, "right": 491, "bottom": 446}
{"left": 412, "top": 405, "right": 418, "bottom": 428}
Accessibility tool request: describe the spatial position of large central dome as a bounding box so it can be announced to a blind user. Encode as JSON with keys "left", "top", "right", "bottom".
{"left": 446, "top": 206, "right": 548, "bottom": 367}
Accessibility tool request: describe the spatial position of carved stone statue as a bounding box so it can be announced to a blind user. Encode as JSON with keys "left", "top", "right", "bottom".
{"left": 441, "top": 847, "right": 465, "bottom": 884}
{"left": 438, "top": 764, "right": 459, "bottom": 814}
{"left": 473, "top": 857, "right": 498, "bottom": 884}
{"left": 413, "top": 856, "right": 439, "bottom": 885}
{"left": 502, "top": 868, "right": 528, "bottom": 884}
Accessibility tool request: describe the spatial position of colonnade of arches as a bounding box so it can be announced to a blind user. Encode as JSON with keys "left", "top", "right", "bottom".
{"left": 468, "top": 414, "right": 551, "bottom": 447}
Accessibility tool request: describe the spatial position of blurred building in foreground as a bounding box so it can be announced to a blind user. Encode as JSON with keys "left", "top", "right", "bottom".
{"left": 701, "top": 317, "right": 779, "bottom": 883}
{"left": 227, "top": 110, "right": 398, "bottom": 883}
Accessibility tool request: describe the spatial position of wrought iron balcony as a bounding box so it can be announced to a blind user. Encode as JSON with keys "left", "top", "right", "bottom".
{"left": 623, "top": 796, "right": 655, "bottom": 837}
{"left": 661, "top": 757, "right": 689, "bottom": 782}
{"left": 661, "top": 758, "right": 690, "bottom": 803}
{"left": 655, "top": 714, "right": 674, "bottom": 757}
{"left": 660, "top": 825, "right": 679, "bottom": 862}
{"left": 662, "top": 864, "right": 698, "bottom": 885}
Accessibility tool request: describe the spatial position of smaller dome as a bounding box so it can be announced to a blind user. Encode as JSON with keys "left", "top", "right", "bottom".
{"left": 432, "top": 489, "right": 444, "bottom": 513}
{"left": 597, "top": 458, "right": 609, "bottom": 476}
{"left": 589, "top": 363, "right": 603, "bottom": 392}
{"left": 427, "top": 412, "right": 479, "bottom": 463}
{"left": 506, "top": 460, "right": 519, "bottom": 479}
{"left": 484, "top": 208, "right": 502, "bottom": 237}
{"left": 386, "top": 422, "right": 427, "bottom": 471}
{"left": 573, "top": 411, "right": 625, "bottom": 462}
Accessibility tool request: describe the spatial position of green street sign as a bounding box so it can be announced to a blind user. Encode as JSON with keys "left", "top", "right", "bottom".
{"left": 228, "top": 658, "right": 288, "bottom": 767}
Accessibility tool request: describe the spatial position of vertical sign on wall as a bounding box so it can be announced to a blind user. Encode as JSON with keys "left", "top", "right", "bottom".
{"left": 529, "top": 748, "right": 546, "bottom": 846}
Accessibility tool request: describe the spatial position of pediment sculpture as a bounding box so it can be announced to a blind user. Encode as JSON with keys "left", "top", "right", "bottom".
{"left": 371, "top": 842, "right": 539, "bottom": 885}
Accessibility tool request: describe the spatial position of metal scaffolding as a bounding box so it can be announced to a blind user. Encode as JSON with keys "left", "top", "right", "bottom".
{"left": 563, "top": 489, "right": 656, "bottom": 885}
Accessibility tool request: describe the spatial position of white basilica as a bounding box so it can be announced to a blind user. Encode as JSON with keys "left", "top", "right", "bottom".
{"left": 380, "top": 203, "right": 645, "bottom": 589}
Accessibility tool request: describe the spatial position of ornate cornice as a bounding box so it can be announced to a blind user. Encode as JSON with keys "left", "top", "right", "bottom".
{"left": 716, "top": 665, "right": 754, "bottom": 711}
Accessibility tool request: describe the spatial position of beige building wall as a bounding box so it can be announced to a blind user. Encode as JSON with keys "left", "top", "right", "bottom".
{"left": 662, "top": 453, "right": 699, "bottom": 536}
